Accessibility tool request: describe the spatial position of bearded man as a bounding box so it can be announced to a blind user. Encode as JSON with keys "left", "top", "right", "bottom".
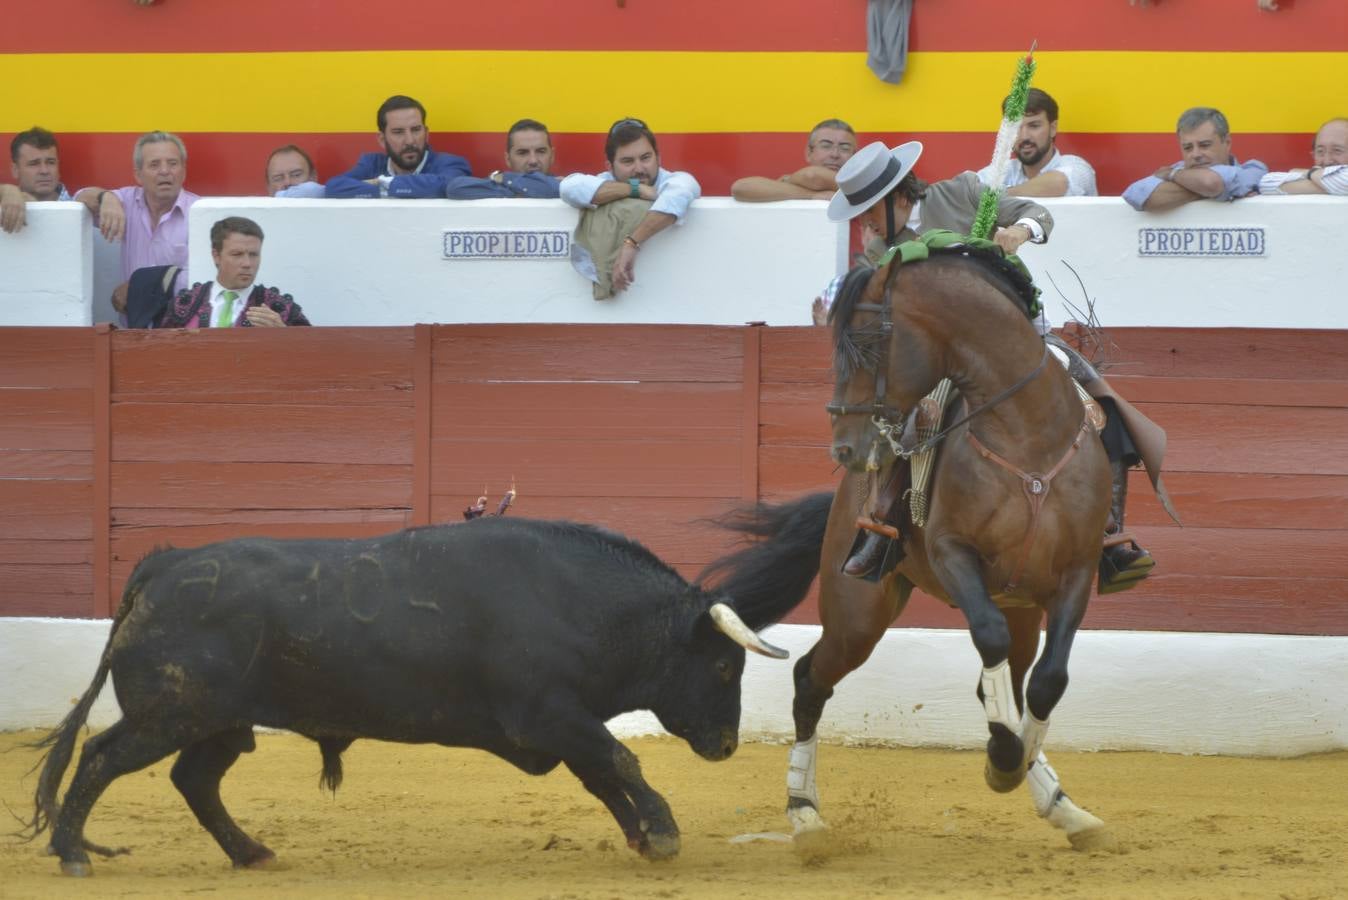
{"left": 977, "top": 89, "right": 1097, "bottom": 197}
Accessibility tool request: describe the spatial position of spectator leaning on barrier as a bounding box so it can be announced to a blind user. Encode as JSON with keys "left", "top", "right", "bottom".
{"left": 1122, "top": 107, "right": 1267, "bottom": 211}
{"left": 159, "top": 216, "right": 310, "bottom": 328}
{"left": 2, "top": 127, "right": 71, "bottom": 234}
{"left": 730, "top": 118, "right": 858, "bottom": 202}
{"left": 446, "top": 118, "right": 562, "bottom": 199}
{"left": 560, "top": 117, "right": 701, "bottom": 294}
{"left": 976, "top": 88, "right": 1097, "bottom": 197}
{"left": 325, "top": 95, "right": 470, "bottom": 199}
{"left": 267, "top": 144, "right": 325, "bottom": 198}
{"left": 74, "top": 131, "right": 199, "bottom": 312}
{"left": 1259, "top": 117, "right": 1348, "bottom": 196}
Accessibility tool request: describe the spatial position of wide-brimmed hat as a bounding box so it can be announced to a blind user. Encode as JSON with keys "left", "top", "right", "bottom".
{"left": 826, "top": 140, "right": 924, "bottom": 222}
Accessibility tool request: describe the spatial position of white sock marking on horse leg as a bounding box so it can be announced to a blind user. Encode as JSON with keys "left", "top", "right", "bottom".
{"left": 786, "top": 735, "right": 828, "bottom": 835}
{"left": 1028, "top": 752, "right": 1105, "bottom": 836}
{"left": 786, "top": 734, "right": 819, "bottom": 807}
{"left": 980, "top": 660, "right": 1021, "bottom": 731}
{"left": 1020, "top": 712, "right": 1049, "bottom": 770}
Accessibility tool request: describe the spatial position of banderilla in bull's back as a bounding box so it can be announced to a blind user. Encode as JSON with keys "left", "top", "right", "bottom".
{"left": 20, "top": 512, "right": 799, "bottom": 875}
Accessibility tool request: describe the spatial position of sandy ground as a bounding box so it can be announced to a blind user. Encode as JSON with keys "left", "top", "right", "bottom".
{"left": 0, "top": 729, "right": 1344, "bottom": 900}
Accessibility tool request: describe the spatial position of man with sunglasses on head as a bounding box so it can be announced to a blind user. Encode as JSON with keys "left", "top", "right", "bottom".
{"left": 731, "top": 118, "right": 858, "bottom": 202}
{"left": 560, "top": 118, "right": 700, "bottom": 293}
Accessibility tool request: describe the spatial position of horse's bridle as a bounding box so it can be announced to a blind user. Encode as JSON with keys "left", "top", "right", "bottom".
{"left": 825, "top": 290, "right": 1050, "bottom": 462}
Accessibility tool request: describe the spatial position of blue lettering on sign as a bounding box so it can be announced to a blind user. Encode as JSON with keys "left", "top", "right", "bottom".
{"left": 442, "top": 229, "right": 571, "bottom": 260}
{"left": 1137, "top": 227, "right": 1265, "bottom": 258}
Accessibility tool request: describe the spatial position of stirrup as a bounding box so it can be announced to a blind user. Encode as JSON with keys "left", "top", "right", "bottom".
{"left": 1098, "top": 533, "right": 1155, "bottom": 595}
{"left": 843, "top": 520, "right": 903, "bottom": 581}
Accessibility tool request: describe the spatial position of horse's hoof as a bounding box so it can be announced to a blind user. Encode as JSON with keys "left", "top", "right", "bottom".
{"left": 233, "top": 849, "right": 278, "bottom": 870}
{"left": 639, "top": 832, "right": 680, "bottom": 861}
{"left": 60, "top": 860, "right": 92, "bottom": 877}
{"left": 984, "top": 759, "right": 1027, "bottom": 793}
{"left": 1068, "top": 825, "right": 1119, "bottom": 853}
{"left": 787, "top": 803, "right": 828, "bottom": 836}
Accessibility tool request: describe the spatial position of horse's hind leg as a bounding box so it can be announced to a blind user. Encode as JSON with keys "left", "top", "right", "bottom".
{"left": 171, "top": 726, "right": 276, "bottom": 868}
{"left": 49, "top": 719, "right": 182, "bottom": 876}
{"left": 1019, "top": 567, "right": 1113, "bottom": 850}
{"left": 929, "top": 541, "right": 1027, "bottom": 792}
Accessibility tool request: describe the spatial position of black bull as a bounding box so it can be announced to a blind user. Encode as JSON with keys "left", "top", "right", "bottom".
{"left": 26, "top": 517, "right": 794, "bottom": 875}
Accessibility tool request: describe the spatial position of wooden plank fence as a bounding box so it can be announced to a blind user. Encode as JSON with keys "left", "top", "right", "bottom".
{"left": 2, "top": 324, "right": 1344, "bottom": 635}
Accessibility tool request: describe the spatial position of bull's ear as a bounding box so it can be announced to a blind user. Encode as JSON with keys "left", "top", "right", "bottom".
{"left": 708, "top": 602, "right": 789, "bottom": 659}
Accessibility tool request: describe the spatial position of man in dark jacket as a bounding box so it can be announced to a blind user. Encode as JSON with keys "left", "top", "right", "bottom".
{"left": 325, "top": 95, "right": 470, "bottom": 199}
{"left": 159, "top": 216, "right": 309, "bottom": 328}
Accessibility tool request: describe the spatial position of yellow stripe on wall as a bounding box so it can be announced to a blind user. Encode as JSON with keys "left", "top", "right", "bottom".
{"left": 2, "top": 50, "right": 1336, "bottom": 135}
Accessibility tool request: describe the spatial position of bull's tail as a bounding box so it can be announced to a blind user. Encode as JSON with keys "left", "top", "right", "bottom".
{"left": 21, "top": 578, "right": 142, "bottom": 845}
{"left": 697, "top": 492, "right": 834, "bottom": 631}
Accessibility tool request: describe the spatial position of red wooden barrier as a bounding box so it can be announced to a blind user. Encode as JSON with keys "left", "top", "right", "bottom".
{"left": 1, "top": 324, "right": 1343, "bottom": 635}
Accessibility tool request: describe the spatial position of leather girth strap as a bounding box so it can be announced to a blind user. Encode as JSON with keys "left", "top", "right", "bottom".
{"left": 965, "top": 416, "right": 1092, "bottom": 593}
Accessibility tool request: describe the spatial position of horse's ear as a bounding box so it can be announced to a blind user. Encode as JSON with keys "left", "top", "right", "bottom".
{"left": 862, "top": 262, "right": 892, "bottom": 304}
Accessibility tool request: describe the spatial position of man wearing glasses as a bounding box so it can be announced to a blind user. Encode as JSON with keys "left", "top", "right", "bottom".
{"left": 731, "top": 119, "right": 857, "bottom": 202}
{"left": 560, "top": 118, "right": 701, "bottom": 294}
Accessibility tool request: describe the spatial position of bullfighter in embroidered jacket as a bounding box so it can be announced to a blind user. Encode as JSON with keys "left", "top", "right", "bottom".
{"left": 158, "top": 215, "right": 310, "bottom": 329}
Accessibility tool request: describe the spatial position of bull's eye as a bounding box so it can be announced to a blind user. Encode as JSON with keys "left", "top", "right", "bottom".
{"left": 715, "top": 659, "right": 732, "bottom": 683}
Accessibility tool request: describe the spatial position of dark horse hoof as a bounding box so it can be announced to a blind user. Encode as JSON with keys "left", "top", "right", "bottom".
{"left": 60, "top": 859, "right": 93, "bottom": 877}
{"left": 984, "top": 723, "right": 1026, "bottom": 793}
{"left": 634, "top": 831, "right": 680, "bottom": 861}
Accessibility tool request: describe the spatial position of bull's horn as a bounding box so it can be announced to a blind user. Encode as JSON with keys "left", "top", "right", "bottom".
{"left": 709, "top": 603, "right": 789, "bottom": 659}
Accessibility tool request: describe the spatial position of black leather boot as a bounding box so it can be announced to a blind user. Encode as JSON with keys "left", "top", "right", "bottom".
{"left": 1100, "top": 459, "right": 1154, "bottom": 592}
{"left": 842, "top": 530, "right": 890, "bottom": 578}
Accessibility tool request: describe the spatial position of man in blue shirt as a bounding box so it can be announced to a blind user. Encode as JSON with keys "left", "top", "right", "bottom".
{"left": 445, "top": 119, "right": 561, "bottom": 200}
{"left": 1122, "top": 107, "right": 1267, "bottom": 211}
{"left": 325, "top": 95, "right": 470, "bottom": 199}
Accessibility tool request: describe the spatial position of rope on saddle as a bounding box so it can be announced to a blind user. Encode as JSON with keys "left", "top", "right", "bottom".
{"left": 906, "top": 378, "right": 956, "bottom": 527}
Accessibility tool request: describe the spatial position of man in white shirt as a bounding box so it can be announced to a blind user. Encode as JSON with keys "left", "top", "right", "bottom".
{"left": 1258, "top": 118, "right": 1348, "bottom": 196}
{"left": 560, "top": 118, "right": 701, "bottom": 293}
{"left": 977, "top": 89, "right": 1097, "bottom": 197}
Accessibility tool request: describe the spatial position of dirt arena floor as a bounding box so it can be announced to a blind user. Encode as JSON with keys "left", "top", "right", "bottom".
{"left": 1, "top": 729, "right": 1344, "bottom": 899}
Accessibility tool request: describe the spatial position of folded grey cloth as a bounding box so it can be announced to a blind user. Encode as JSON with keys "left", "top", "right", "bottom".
{"left": 867, "top": 0, "right": 913, "bottom": 84}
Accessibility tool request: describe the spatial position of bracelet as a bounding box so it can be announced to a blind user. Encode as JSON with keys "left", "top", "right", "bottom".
{"left": 96, "top": 190, "right": 110, "bottom": 206}
{"left": 623, "top": 235, "right": 641, "bottom": 251}
{"left": 628, "top": 178, "right": 641, "bottom": 198}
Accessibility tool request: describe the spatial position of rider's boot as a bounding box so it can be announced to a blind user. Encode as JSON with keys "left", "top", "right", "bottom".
{"left": 1100, "top": 459, "right": 1155, "bottom": 593}
{"left": 842, "top": 531, "right": 888, "bottom": 577}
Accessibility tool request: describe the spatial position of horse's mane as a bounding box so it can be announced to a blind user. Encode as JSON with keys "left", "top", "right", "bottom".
{"left": 829, "top": 243, "right": 1039, "bottom": 380}
{"left": 828, "top": 263, "right": 887, "bottom": 380}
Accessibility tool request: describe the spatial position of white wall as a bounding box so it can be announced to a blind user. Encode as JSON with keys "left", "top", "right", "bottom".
{"left": 0, "top": 202, "right": 92, "bottom": 326}
{"left": 8, "top": 195, "right": 1347, "bottom": 329}
{"left": 5, "top": 618, "right": 1345, "bottom": 756}
{"left": 186, "top": 198, "right": 848, "bottom": 326}
{"left": 1023, "top": 195, "right": 1348, "bottom": 330}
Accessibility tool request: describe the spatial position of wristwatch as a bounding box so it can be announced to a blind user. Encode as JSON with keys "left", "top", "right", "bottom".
{"left": 628, "top": 178, "right": 641, "bottom": 198}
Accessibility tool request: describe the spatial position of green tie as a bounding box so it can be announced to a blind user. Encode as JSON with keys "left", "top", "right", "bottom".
{"left": 219, "top": 290, "right": 238, "bottom": 328}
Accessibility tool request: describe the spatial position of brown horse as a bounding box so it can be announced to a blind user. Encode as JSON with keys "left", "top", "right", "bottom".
{"left": 702, "top": 247, "right": 1116, "bottom": 849}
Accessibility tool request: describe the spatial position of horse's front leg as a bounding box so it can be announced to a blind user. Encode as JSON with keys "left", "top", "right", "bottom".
{"left": 1019, "top": 564, "right": 1114, "bottom": 850}
{"left": 788, "top": 479, "right": 910, "bottom": 835}
{"left": 929, "top": 539, "right": 1027, "bottom": 791}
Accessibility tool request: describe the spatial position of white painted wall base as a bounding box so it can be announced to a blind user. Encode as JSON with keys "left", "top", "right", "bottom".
{"left": 5, "top": 618, "right": 1343, "bottom": 756}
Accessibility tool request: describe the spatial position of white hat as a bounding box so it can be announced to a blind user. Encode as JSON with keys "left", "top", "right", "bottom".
{"left": 826, "top": 140, "right": 924, "bottom": 222}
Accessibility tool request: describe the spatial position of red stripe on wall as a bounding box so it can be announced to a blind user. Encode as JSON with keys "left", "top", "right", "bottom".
{"left": 44, "top": 131, "right": 1315, "bottom": 200}
{"left": 4, "top": 0, "right": 1337, "bottom": 53}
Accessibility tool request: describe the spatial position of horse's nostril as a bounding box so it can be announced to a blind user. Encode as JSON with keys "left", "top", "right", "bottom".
{"left": 832, "top": 444, "right": 853, "bottom": 464}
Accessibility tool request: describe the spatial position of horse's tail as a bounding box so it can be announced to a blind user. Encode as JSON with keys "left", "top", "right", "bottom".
{"left": 20, "top": 573, "right": 143, "bottom": 844}
{"left": 698, "top": 492, "right": 834, "bottom": 631}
